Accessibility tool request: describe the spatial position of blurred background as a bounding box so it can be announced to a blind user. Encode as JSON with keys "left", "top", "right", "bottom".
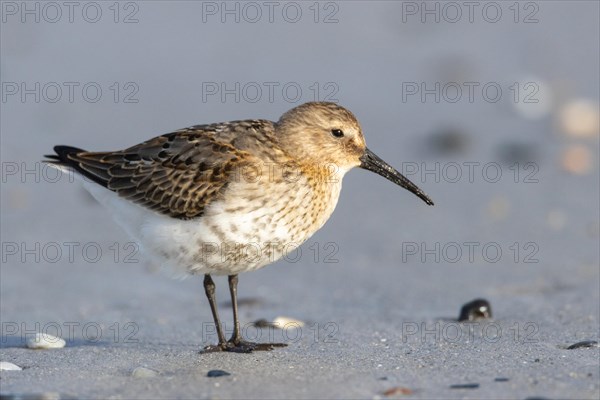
{"left": 1, "top": 1, "right": 598, "bottom": 397}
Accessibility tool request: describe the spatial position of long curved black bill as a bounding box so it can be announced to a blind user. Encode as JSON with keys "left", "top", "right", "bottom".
{"left": 360, "top": 148, "right": 434, "bottom": 206}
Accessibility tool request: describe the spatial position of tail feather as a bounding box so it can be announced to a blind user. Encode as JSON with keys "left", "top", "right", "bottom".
{"left": 44, "top": 145, "right": 86, "bottom": 164}
{"left": 44, "top": 145, "right": 110, "bottom": 188}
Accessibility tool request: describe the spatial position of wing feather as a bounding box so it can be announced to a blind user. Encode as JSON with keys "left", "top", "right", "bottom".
{"left": 45, "top": 125, "right": 260, "bottom": 219}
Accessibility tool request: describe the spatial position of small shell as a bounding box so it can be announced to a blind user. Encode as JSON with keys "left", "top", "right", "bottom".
{"left": 567, "top": 340, "right": 599, "bottom": 350}
{"left": 26, "top": 333, "right": 66, "bottom": 349}
{"left": 273, "top": 316, "right": 305, "bottom": 328}
{"left": 131, "top": 367, "right": 158, "bottom": 378}
{"left": 0, "top": 361, "right": 22, "bottom": 371}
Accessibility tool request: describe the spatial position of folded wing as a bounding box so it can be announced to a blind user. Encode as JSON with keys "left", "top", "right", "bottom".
{"left": 45, "top": 126, "right": 253, "bottom": 219}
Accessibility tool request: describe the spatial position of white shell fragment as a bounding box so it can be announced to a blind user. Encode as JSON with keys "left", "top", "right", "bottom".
{"left": 132, "top": 367, "right": 158, "bottom": 378}
{"left": 26, "top": 333, "right": 66, "bottom": 349}
{"left": 273, "top": 316, "right": 305, "bottom": 328}
{"left": 0, "top": 361, "right": 22, "bottom": 371}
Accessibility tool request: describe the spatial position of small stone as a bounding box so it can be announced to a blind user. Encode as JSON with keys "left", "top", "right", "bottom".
{"left": 458, "top": 299, "right": 492, "bottom": 321}
{"left": 449, "top": 383, "right": 480, "bottom": 389}
{"left": 497, "top": 142, "right": 536, "bottom": 164}
{"left": 427, "top": 129, "right": 470, "bottom": 155}
{"left": 253, "top": 319, "right": 273, "bottom": 328}
{"left": 26, "top": 333, "right": 66, "bottom": 349}
{"left": 561, "top": 145, "right": 593, "bottom": 175}
{"left": 560, "top": 99, "right": 600, "bottom": 138}
{"left": 131, "top": 367, "right": 158, "bottom": 378}
{"left": 207, "top": 369, "right": 231, "bottom": 378}
{"left": 0, "top": 361, "right": 22, "bottom": 371}
{"left": 567, "top": 340, "right": 599, "bottom": 350}
{"left": 382, "top": 386, "right": 412, "bottom": 397}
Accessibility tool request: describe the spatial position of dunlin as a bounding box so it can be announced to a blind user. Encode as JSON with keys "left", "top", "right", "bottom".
{"left": 45, "top": 102, "right": 433, "bottom": 353}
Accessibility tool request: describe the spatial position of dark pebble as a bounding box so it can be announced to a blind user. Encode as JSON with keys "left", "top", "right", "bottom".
{"left": 207, "top": 369, "right": 231, "bottom": 378}
{"left": 494, "top": 377, "right": 510, "bottom": 382}
{"left": 449, "top": 383, "right": 479, "bottom": 389}
{"left": 496, "top": 142, "right": 537, "bottom": 164}
{"left": 567, "top": 340, "right": 599, "bottom": 350}
{"left": 253, "top": 319, "right": 273, "bottom": 328}
{"left": 458, "top": 298, "right": 492, "bottom": 321}
{"left": 427, "top": 129, "right": 470, "bottom": 155}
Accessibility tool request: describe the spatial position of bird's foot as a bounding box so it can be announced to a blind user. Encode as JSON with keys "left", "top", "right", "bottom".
{"left": 202, "top": 340, "right": 287, "bottom": 354}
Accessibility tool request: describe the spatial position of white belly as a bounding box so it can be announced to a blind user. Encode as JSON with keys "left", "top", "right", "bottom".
{"left": 83, "top": 175, "right": 343, "bottom": 277}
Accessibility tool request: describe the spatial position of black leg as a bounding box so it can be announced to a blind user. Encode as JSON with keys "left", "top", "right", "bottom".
{"left": 203, "top": 274, "right": 227, "bottom": 347}
{"left": 221, "top": 274, "right": 287, "bottom": 353}
{"left": 228, "top": 274, "right": 243, "bottom": 344}
{"left": 201, "top": 274, "right": 287, "bottom": 354}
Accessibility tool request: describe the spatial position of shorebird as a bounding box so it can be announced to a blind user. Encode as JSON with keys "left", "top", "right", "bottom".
{"left": 45, "top": 102, "right": 433, "bottom": 353}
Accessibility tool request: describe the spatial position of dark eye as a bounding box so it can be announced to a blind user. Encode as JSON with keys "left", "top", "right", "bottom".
{"left": 331, "top": 129, "right": 344, "bottom": 138}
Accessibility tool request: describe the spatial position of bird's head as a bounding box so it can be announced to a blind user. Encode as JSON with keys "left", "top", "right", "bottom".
{"left": 275, "top": 102, "right": 433, "bottom": 205}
